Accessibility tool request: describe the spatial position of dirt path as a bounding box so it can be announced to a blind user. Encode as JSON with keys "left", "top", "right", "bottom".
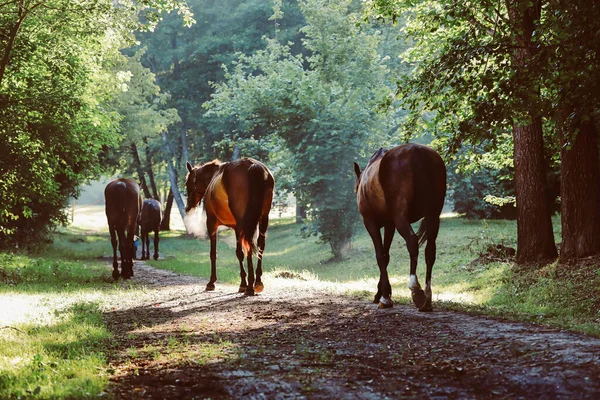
{"left": 104, "top": 262, "right": 600, "bottom": 399}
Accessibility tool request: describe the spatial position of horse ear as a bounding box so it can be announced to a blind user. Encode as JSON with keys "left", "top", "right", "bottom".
{"left": 186, "top": 161, "right": 193, "bottom": 173}
{"left": 353, "top": 162, "right": 361, "bottom": 178}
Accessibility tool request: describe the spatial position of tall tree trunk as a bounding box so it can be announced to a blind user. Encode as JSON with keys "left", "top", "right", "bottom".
{"left": 507, "top": 0, "right": 558, "bottom": 264}
{"left": 180, "top": 123, "right": 189, "bottom": 165}
{"left": 560, "top": 116, "right": 600, "bottom": 260}
{"left": 130, "top": 142, "right": 152, "bottom": 198}
{"left": 171, "top": 33, "right": 190, "bottom": 167}
{"left": 143, "top": 138, "right": 159, "bottom": 200}
{"left": 160, "top": 188, "right": 174, "bottom": 231}
{"left": 512, "top": 117, "right": 558, "bottom": 263}
{"left": 161, "top": 131, "right": 187, "bottom": 223}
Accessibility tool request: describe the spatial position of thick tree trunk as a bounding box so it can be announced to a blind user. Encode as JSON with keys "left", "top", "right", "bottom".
{"left": 512, "top": 117, "right": 558, "bottom": 263}
{"left": 160, "top": 188, "right": 174, "bottom": 231}
{"left": 560, "top": 116, "right": 600, "bottom": 260}
{"left": 295, "top": 198, "right": 306, "bottom": 224}
{"left": 130, "top": 142, "right": 152, "bottom": 199}
{"left": 508, "top": 0, "right": 557, "bottom": 264}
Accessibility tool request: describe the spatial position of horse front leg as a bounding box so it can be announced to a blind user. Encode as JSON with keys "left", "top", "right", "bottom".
{"left": 235, "top": 230, "right": 247, "bottom": 293}
{"left": 245, "top": 251, "right": 255, "bottom": 296}
{"left": 206, "top": 216, "right": 218, "bottom": 291}
{"left": 253, "top": 215, "right": 269, "bottom": 294}
{"left": 421, "top": 216, "right": 440, "bottom": 312}
{"left": 109, "top": 228, "right": 120, "bottom": 281}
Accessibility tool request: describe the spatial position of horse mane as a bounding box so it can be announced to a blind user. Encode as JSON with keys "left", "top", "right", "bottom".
{"left": 198, "top": 159, "right": 223, "bottom": 169}
{"left": 367, "top": 148, "right": 387, "bottom": 167}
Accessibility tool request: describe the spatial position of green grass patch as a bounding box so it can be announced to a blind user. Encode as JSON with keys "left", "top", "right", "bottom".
{"left": 0, "top": 234, "right": 143, "bottom": 399}
{"left": 0, "top": 301, "right": 110, "bottom": 398}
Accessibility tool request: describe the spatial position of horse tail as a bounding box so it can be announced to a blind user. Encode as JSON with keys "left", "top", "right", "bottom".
{"left": 412, "top": 147, "right": 436, "bottom": 248}
{"left": 240, "top": 164, "right": 267, "bottom": 255}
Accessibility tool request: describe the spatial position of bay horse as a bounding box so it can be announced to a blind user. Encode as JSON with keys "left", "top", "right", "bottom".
{"left": 104, "top": 178, "right": 143, "bottom": 280}
{"left": 185, "top": 158, "right": 275, "bottom": 295}
{"left": 354, "top": 143, "right": 446, "bottom": 311}
{"left": 140, "top": 199, "right": 162, "bottom": 260}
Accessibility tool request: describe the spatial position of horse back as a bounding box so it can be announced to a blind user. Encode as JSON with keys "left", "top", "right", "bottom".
{"left": 105, "top": 179, "right": 141, "bottom": 229}
{"left": 380, "top": 144, "right": 446, "bottom": 223}
{"left": 204, "top": 158, "right": 274, "bottom": 228}
{"left": 141, "top": 199, "right": 162, "bottom": 231}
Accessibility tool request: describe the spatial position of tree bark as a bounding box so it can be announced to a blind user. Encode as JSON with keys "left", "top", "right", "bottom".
{"left": 512, "top": 117, "right": 558, "bottom": 263}
{"left": 160, "top": 188, "right": 174, "bottom": 231}
{"left": 507, "top": 0, "right": 558, "bottom": 264}
{"left": 161, "top": 131, "right": 187, "bottom": 223}
{"left": 180, "top": 123, "right": 189, "bottom": 165}
{"left": 130, "top": 142, "right": 152, "bottom": 199}
{"left": 560, "top": 116, "right": 600, "bottom": 260}
{"left": 143, "top": 138, "right": 159, "bottom": 200}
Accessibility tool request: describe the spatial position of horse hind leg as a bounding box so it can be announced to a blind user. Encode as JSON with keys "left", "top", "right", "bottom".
{"left": 253, "top": 215, "right": 269, "bottom": 294}
{"left": 109, "top": 228, "right": 120, "bottom": 281}
{"left": 421, "top": 215, "right": 440, "bottom": 312}
{"left": 235, "top": 230, "right": 248, "bottom": 293}
{"left": 394, "top": 215, "right": 425, "bottom": 309}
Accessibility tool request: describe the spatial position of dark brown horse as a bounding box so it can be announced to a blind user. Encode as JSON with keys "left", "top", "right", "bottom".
{"left": 185, "top": 158, "right": 275, "bottom": 295}
{"left": 105, "top": 178, "right": 143, "bottom": 280}
{"left": 354, "top": 143, "right": 446, "bottom": 311}
{"left": 140, "top": 199, "right": 162, "bottom": 261}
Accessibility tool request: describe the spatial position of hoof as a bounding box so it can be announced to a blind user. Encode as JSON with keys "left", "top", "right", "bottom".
{"left": 206, "top": 283, "right": 216, "bottom": 291}
{"left": 112, "top": 270, "right": 120, "bottom": 281}
{"left": 254, "top": 282, "right": 264, "bottom": 293}
{"left": 411, "top": 289, "right": 426, "bottom": 309}
{"left": 377, "top": 297, "right": 393, "bottom": 309}
{"left": 238, "top": 286, "right": 247, "bottom": 293}
{"left": 418, "top": 305, "right": 433, "bottom": 312}
{"left": 373, "top": 295, "right": 381, "bottom": 304}
{"left": 153, "top": 254, "right": 159, "bottom": 261}
{"left": 244, "top": 289, "right": 255, "bottom": 296}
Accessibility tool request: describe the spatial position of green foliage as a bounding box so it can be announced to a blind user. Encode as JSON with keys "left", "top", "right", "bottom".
{"left": 450, "top": 166, "right": 516, "bottom": 220}
{"left": 0, "top": 1, "right": 192, "bottom": 247}
{"left": 206, "top": 0, "right": 392, "bottom": 257}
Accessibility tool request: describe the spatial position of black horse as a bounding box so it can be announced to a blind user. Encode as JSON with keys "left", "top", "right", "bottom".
{"left": 185, "top": 158, "right": 275, "bottom": 295}
{"left": 354, "top": 144, "right": 446, "bottom": 311}
{"left": 140, "top": 199, "right": 162, "bottom": 261}
{"left": 104, "top": 178, "right": 142, "bottom": 280}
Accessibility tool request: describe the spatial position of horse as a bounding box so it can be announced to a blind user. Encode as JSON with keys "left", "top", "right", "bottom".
{"left": 353, "top": 143, "right": 446, "bottom": 311}
{"left": 140, "top": 199, "right": 162, "bottom": 260}
{"left": 185, "top": 158, "right": 275, "bottom": 295}
{"left": 104, "top": 178, "right": 143, "bottom": 280}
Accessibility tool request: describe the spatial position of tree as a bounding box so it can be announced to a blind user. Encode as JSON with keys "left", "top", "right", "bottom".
{"left": 206, "top": 0, "right": 392, "bottom": 258}
{"left": 0, "top": 0, "right": 193, "bottom": 246}
{"left": 365, "top": 0, "right": 600, "bottom": 264}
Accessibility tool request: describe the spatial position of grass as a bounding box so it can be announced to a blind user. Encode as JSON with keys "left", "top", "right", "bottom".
{"left": 0, "top": 230, "right": 146, "bottom": 398}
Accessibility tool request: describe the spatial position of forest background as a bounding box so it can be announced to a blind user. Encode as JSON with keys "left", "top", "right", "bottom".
{"left": 1, "top": 0, "right": 600, "bottom": 265}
